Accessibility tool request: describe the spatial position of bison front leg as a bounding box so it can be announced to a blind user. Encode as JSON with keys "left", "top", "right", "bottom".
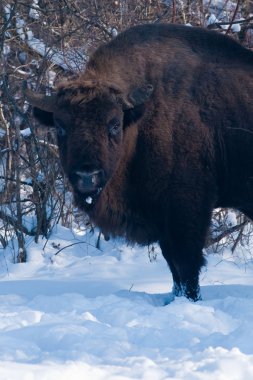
{"left": 160, "top": 196, "right": 213, "bottom": 302}
{"left": 160, "top": 238, "right": 204, "bottom": 301}
{"left": 160, "top": 251, "right": 183, "bottom": 298}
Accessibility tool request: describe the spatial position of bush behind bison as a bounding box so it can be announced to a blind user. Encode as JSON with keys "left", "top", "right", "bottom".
{"left": 25, "top": 23, "right": 253, "bottom": 301}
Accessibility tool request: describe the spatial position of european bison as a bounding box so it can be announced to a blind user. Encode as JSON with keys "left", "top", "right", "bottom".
{"left": 25, "top": 23, "right": 253, "bottom": 301}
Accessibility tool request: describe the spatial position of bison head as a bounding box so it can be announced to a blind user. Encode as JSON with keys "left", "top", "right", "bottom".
{"left": 24, "top": 80, "right": 153, "bottom": 210}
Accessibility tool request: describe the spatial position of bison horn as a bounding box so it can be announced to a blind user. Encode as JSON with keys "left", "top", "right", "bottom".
{"left": 128, "top": 84, "right": 153, "bottom": 107}
{"left": 23, "top": 81, "right": 57, "bottom": 112}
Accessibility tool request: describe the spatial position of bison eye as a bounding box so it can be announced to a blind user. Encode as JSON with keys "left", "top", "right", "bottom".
{"left": 54, "top": 119, "right": 66, "bottom": 137}
{"left": 108, "top": 118, "right": 121, "bottom": 137}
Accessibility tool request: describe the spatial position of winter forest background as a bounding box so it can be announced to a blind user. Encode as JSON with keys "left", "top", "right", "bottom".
{"left": 2, "top": 1, "right": 253, "bottom": 379}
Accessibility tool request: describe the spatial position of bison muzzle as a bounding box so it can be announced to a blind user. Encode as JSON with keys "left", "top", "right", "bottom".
{"left": 25, "top": 23, "right": 253, "bottom": 301}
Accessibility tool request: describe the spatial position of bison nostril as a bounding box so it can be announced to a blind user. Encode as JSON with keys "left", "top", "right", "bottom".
{"left": 75, "top": 170, "right": 96, "bottom": 178}
{"left": 75, "top": 169, "right": 102, "bottom": 180}
{"left": 71, "top": 169, "right": 105, "bottom": 193}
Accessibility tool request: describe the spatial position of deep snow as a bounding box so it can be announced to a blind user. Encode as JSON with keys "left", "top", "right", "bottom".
{"left": 1, "top": 226, "right": 253, "bottom": 379}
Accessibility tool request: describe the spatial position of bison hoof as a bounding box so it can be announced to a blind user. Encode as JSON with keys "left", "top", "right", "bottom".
{"left": 182, "top": 285, "right": 202, "bottom": 302}
{"left": 173, "top": 282, "right": 202, "bottom": 302}
{"left": 172, "top": 282, "right": 183, "bottom": 297}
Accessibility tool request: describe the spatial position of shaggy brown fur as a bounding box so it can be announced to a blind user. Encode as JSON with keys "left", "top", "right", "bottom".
{"left": 29, "top": 23, "right": 253, "bottom": 301}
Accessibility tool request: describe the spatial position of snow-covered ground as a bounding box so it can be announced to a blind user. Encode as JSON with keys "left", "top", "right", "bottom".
{"left": 1, "top": 226, "right": 253, "bottom": 379}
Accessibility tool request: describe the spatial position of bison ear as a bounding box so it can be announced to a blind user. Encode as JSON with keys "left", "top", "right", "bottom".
{"left": 33, "top": 107, "right": 54, "bottom": 127}
{"left": 123, "top": 84, "right": 153, "bottom": 128}
{"left": 23, "top": 81, "right": 56, "bottom": 127}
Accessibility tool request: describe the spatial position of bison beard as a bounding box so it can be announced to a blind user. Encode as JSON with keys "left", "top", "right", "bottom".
{"left": 26, "top": 23, "right": 253, "bottom": 302}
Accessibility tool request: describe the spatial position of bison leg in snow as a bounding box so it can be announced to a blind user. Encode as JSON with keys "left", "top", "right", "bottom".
{"left": 160, "top": 196, "right": 213, "bottom": 301}
{"left": 160, "top": 239, "right": 204, "bottom": 301}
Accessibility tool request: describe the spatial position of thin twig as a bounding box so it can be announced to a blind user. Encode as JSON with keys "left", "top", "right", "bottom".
{"left": 226, "top": 0, "right": 241, "bottom": 35}
{"left": 206, "top": 220, "right": 248, "bottom": 247}
{"left": 208, "top": 16, "right": 253, "bottom": 29}
{"left": 54, "top": 240, "right": 102, "bottom": 256}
